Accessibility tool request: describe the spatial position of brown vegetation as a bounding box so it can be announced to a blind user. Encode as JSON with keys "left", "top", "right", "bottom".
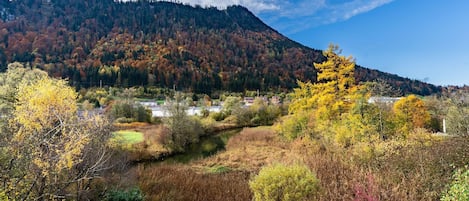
{"left": 194, "top": 127, "right": 299, "bottom": 171}
{"left": 136, "top": 164, "right": 252, "bottom": 201}
{"left": 290, "top": 135, "right": 469, "bottom": 200}
{"left": 103, "top": 125, "right": 469, "bottom": 201}
{"left": 112, "top": 124, "right": 170, "bottom": 162}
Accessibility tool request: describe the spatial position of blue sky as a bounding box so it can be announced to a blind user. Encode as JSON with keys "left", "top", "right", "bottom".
{"left": 161, "top": 0, "right": 469, "bottom": 86}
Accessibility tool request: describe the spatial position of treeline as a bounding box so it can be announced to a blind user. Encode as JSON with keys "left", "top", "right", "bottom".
{"left": 0, "top": 0, "right": 440, "bottom": 95}
{"left": 355, "top": 66, "right": 441, "bottom": 96}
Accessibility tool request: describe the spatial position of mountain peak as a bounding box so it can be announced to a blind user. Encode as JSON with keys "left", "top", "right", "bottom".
{"left": 0, "top": 0, "right": 440, "bottom": 95}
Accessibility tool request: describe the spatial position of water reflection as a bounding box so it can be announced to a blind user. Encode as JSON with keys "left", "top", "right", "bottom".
{"left": 158, "top": 129, "right": 241, "bottom": 164}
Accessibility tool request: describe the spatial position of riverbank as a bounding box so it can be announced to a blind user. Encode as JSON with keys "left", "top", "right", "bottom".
{"left": 127, "top": 126, "right": 282, "bottom": 201}
{"left": 112, "top": 122, "right": 245, "bottom": 163}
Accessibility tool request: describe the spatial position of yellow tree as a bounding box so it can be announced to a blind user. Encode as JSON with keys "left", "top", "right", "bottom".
{"left": 289, "top": 44, "right": 356, "bottom": 117}
{"left": 393, "top": 95, "right": 431, "bottom": 137}
{"left": 280, "top": 44, "right": 357, "bottom": 141}
{"left": 288, "top": 81, "right": 316, "bottom": 114}
{"left": 313, "top": 44, "right": 356, "bottom": 120}
{"left": 0, "top": 62, "right": 47, "bottom": 120}
{"left": 3, "top": 76, "right": 113, "bottom": 200}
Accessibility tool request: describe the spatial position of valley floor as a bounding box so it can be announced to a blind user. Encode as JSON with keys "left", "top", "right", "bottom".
{"left": 107, "top": 126, "right": 469, "bottom": 201}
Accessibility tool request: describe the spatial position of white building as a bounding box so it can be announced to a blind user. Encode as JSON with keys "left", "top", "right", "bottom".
{"left": 368, "top": 96, "right": 402, "bottom": 104}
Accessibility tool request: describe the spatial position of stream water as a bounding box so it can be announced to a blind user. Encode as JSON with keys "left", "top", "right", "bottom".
{"left": 157, "top": 128, "right": 242, "bottom": 164}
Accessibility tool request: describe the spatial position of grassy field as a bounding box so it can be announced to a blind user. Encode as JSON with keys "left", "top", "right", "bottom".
{"left": 112, "top": 130, "right": 145, "bottom": 145}
{"left": 110, "top": 125, "right": 170, "bottom": 161}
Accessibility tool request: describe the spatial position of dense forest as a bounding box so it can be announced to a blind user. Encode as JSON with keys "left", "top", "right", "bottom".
{"left": 0, "top": 0, "right": 440, "bottom": 95}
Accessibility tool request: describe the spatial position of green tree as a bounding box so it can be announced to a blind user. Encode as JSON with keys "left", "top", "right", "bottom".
{"left": 446, "top": 105, "right": 469, "bottom": 136}
{"left": 108, "top": 87, "right": 152, "bottom": 123}
{"left": 222, "top": 96, "right": 242, "bottom": 116}
{"left": 110, "top": 102, "right": 151, "bottom": 123}
{"left": 163, "top": 93, "right": 203, "bottom": 152}
{"left": 249, "top": 163, "right": 319, "bottom": 201}
{"left": 444, "top": 93, "right": 469, "bottom": 136}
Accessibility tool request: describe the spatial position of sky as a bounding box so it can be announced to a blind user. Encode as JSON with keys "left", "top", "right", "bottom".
{"left": 159, "top": 0, "right": 469, "bottom": 86}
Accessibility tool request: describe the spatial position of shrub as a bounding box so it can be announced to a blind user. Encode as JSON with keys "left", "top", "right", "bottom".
{"left": 446, "top": 105, "right": 469, "bottom": 136}
{"left": 199, "top": 107, "right": 210, "bottom": 118}
{"left": 162, "top": 115, "right": 204, "bottom": 152}
{"left": 104, "top": 187, "right": 144, "bottom": 201}
{"left": 109, "top": 102, "right": 152, "bottom": 123}
{"left": 232, "top": 107, "right": 255, "bottom": 126}
{"left": 115, "top": 117, "right": 137, "bottom": 124}
{"left": 200, "top": 117, "right": 217, "bottom": 133}
{"left": 221, "top": 96, "right": 242, "bottom": 116}
{"left": 209, "top": 111, "right": 227, "bottom": 121}
{"left": 249, "top": 163, "right": 319, "bottom": 201}
{"left": 207, "top": 165, "right": 232, "bottom": 174}
{"left": 274, "top": 112, "right": 309, "bottom": 141}
{"left": 162, "top": 93, "right": 204, "bottom": 152}
{"left": 0, "top": 191, "right": 8, "bottom": 201}
{"left": 441, "top": 166, "right": 469, "bottom": 201}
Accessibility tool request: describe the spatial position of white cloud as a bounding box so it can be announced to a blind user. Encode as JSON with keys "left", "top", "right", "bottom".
{"left": 334, "top": 0, "right": 394, "bottom": 21}
{"left": 259, "top": 0, "right": 395, "bottom": 33}
{"left": 123, "top": 0, "right": 394, "bottom": 33}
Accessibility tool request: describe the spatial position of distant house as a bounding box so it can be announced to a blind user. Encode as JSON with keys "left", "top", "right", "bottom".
{"left": 243, "top": 97, "right": 255, "bottom": 106}
{"left": 368, "top": 96, "right": 402, "bottom": 105}
{"left": 138, "top": 101, "right": 158, "bottom": 107}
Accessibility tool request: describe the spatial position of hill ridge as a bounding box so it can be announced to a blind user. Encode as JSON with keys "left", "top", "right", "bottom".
{"left": 0, "top": 0, "right": 440, "bottom": 95}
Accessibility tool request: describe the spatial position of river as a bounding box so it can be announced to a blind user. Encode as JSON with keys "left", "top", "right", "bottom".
{"left": 156, "top": 128, "right": 242, "bottom": 164}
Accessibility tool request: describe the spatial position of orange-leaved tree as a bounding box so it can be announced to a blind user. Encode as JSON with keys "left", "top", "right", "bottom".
{"left": 393, "top": 95, "right": 430, "bottom": 137}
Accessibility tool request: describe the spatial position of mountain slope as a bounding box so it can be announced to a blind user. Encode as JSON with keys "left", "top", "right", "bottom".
{"left": 0, "top": 0, "right": 440, "bottom": 95}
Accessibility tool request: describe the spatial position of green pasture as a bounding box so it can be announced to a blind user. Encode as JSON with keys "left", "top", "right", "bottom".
{"left": 111, "top": 130, "right": 144, "bottom": 145}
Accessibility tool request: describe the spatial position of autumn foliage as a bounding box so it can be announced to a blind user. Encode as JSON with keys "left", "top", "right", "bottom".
{"left": 0, "top": 0, "right": 439, "bottom": 95}
{"left": 0, "top": 67, "right": 113, "bottom": 200}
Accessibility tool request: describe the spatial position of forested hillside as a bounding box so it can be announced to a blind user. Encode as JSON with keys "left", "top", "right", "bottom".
{"left": 0, "top": 0, "right": 440, "bottom": 95}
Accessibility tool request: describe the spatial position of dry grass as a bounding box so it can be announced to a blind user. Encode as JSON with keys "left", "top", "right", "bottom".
{"left": 136, "top": 164, "right": 252, "bottom": 201}
{"left": 105, "top": 125, "right": 469, "bottom": 201}
{"left": 113, "top": 122, "right": 151, "bottom": 130}
{"left": 129, "top": 127, "right": 300, "bottom": 200}
{"left": 116, "top": 124, "right": 170, "bottom": 162}
{"left": 291, "top": 136, "right": 469, "bottom": 201}
{"left": 364, "top": 137, "right": 469, "bottom": 200}
{"left": 193, "top": 127, "right": 301, "bottom": 171}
